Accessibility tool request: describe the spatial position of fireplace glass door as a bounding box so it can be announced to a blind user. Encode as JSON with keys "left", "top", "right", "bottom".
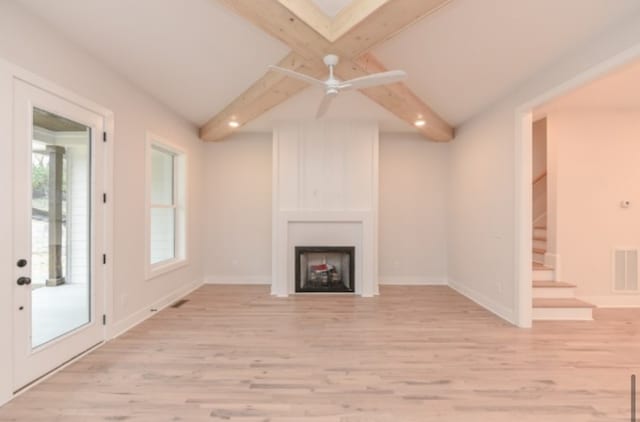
{"left": 295, "top": 246, "right": 355, "bottom": 292}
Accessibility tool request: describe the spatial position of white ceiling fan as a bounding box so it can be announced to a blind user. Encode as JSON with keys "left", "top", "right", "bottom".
{"left": 268, "top": 54, "right": 407, "bottom": 118}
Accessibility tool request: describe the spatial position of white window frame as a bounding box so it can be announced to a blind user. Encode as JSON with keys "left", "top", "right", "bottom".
{"left": 145, "top": 131, "right": 187, "bottom": 279}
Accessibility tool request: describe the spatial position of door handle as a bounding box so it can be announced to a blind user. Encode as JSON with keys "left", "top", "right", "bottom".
{"left": 17, "top": 277, "right": 31, "bottom": 286}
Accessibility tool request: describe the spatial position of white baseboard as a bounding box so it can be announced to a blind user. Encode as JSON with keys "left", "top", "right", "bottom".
{"left": 108, "top": 278, "right": 204, "bottom": 339}
{"left": 379, "top": 276, "right": 447, "bottom": 285}
{"left": 206, "top": 275, "right": 271, "bottom": 285}
{"left": 580, "top": 295, "right": 640, "bottom": 308}
{"left": 448, "top": 279, "right": 515, "bottom": 324}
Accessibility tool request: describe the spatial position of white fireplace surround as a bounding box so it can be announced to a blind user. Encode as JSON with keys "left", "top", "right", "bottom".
{"left": 271, "top": 121, "right": 379, "bottom": 297}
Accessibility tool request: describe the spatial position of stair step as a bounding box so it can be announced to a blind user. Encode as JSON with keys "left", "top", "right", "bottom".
{"left": 532, "top": 281, "right": 576, "bottom": 288}
{"left": 532, "top": 247, "right": 546, "bottom": 254}
{"left": 532, "top": 262, "right": 553, "bottom": 270}
{"left": 533, "top": 298, "right": 594, "bottom": 308}
{"left": 532, "top": 262, "right": 554, "bottom": 281}
{"left": 532, "top": 236, "right": 547, "bottom": 241}
{"left": 532, "top": 298, "right": 594, "bottom": 321}
{"left": 534, "top": 226, "right": 547, "bottom": 230}
{"left": 532, "top": 281, "right": 577, "bottom": 299}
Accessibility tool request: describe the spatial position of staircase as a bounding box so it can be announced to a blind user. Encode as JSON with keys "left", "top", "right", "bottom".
{"left": 531, "top": 225, "right": 594, "bottom": 321}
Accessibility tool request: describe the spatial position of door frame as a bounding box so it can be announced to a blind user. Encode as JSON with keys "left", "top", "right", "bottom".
{"left": 0, "top": 58, "right": 113, "bottom": 403}
{"left": 513, "top": 43, "right": 640, "bottom": 328}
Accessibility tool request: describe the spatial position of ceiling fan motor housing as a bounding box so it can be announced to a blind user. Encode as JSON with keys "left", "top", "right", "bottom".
{"left": 326, "top": 88, "right": 339, "bottom": 96}
{"left": 323, "top": 54, "right": 339, "bottom": 67}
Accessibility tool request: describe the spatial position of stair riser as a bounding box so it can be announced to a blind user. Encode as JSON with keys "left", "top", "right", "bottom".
{"left": 533, "top": 307, "right": 593, "bottom": 321}
{"left": 533, "top": 239, "right": 546, "bottom": 250}
{"left": 532, "top": 252, "right": 545, "bottom": 263}
{"left": 532, "top": 287, "right": 576, "bottom": 299}
{"left": 533, "top": 228, "right": 547, "bottom": 238}
{"left": 532, "top": 269, "right": 554, "bottom": 281}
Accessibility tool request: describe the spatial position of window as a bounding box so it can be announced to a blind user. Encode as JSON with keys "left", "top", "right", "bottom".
{"left": 146, "top": 133, "right": 186, "bottom": 278}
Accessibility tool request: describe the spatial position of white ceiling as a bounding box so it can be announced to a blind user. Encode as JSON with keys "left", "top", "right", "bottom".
{"left": 15, "top": 0, "right": 640, "bottom": 132}
{"left": 16, "top": 0, "right": 290, "bottom": 125}
{"left": 537, "top": 57, "right": 640, "bottom": 114}
{"left": 374, "top": 0, "right": 640, "bottom": 125}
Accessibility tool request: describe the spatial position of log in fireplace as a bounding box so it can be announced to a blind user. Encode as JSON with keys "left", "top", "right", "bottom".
{"left": 295, "top": 246, "right": 355, "bottom": 293}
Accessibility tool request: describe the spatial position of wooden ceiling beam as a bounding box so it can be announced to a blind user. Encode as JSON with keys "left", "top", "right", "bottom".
{"left": 332, "top": 0, "right": 452, "bottom": 57}
{"left": 201, "top": 0, "right": 455, "bottom": 142}
{"left": 216, "top": 0, "right": 332, "bottom": 61}
{"left": 330, "top": 0, "right": 391, "bottom": 43}
{"left": 199, "top": 52, "right": 326, "bottom": 141}
{"left": 337, "top": 53, "right": 453, "bottom": 142}
{"left": 276, "top": 0, "right": 333, "bottom": 40}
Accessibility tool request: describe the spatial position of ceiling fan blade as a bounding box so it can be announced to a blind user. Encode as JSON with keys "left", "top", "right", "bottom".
{"left": 268, "top": 65, "right": 326, "bottom": 88}
{"left": 340, "top": 70, "right": 407, "bottom": 90}
{"left": 316, "top": 93, "right": 335, "bottom": 118}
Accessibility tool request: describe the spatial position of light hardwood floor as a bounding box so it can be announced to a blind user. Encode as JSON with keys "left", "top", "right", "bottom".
{"left": 1, "top": 285, "right": 639, "bottom": 421}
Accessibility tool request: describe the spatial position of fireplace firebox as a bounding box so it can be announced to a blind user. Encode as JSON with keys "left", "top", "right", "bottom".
{"left": 295, "top": 246, "right": 355, "bottom": 293}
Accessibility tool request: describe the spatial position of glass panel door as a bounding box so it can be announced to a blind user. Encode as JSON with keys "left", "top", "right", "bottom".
{"left": 13, "top": 79, "right": 105, "bottom": 391}
{"left": 30, "top": 108, "right": 92, "bottom": 348}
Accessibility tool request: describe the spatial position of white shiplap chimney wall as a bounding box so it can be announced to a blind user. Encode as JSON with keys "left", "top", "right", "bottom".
{"left": 271, "top": 120, "right": 379, "bottom": 296}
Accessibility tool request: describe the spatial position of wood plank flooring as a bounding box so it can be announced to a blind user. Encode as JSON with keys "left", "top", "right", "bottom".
{"left": 1, "top": 285, "right": 639, "bottom": 421}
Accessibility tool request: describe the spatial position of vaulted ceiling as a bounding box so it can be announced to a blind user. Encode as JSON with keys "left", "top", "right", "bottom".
{"left": 16, "top": 0, "right": 640, "bottom": 141}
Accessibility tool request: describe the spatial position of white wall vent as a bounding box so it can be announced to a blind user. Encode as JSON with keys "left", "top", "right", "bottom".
{"left": 613, "top": 249, "right": 639, "bottom": 292}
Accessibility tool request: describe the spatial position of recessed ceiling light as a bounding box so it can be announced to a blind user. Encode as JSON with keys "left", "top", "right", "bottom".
{"left": 228, "top": 121, "right": 240, "bottom": 128}
{"left": 414, "top": 119, "right": 426, "bottom": 127}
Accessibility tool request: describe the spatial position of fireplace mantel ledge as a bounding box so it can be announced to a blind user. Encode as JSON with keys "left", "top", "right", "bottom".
{"left": 279, "top": 210, "right": 372, "bottom": 223}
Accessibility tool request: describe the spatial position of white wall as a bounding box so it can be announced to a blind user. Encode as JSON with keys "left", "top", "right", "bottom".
{"left": 447, "top": 108, "right": 516, "bottom": 321}
{"left": 203, "top": 132, "right": 450, "bottom": 287}
{"left": 378, "top": 133, "right": 448, "bottom": 285}
{"left": 548, "top": 110, "right": 640, "bottom": 306}
{"left": 0, "top": 1, "right": 205, "bottom": 404}
{"left": 204, "top": 133, "right": 273, "bottom": 284}
{"left": 447, "top": 11, "right": 640, "bottom": 325}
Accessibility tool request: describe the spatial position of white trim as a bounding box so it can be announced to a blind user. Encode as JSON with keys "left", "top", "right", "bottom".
{"left": 148, "top": 259, "right": 190, "bottom": 280}
{"left": 513, "top": 110, "right": 533, "bottom": 328}
{"left": 271, "top": 129, "right": 280, "bottom": 296}
{"left": 371, "top": 133, "right": 380, "bottom": 296}
{"left": 107, "top": 278, "right": 203, "bottom": 339}
{"left": 379, "top": 276, "right": 447, "bottom": 285}
{"left": 0, "top": 58, "right": 114, "bottom": 396}
{"left": 448, "top": 279, "right": 516, "bottom": 324}
{"left": 0, "top": 61, "right": 116, "bottom": 350}
{"left": 205, "top": 276, "right": 271, "bottom": 285}
{"left": 514, "top": 43, "right": 640, "bottom": 329}
{"left": 145, "top": 131, "right": 188, "bottom": 280}
{"left": 0, "top": 61, "right": 15, "bottom": 407}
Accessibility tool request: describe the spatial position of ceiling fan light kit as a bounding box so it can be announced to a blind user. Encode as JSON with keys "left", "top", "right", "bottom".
{"left": 269, "top": 54, "right": 407, "bottom": 118}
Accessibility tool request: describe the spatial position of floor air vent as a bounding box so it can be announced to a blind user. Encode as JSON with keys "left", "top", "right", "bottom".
{"left": 171, "top": 299, "right": 189, "bottom": 308}
{"left": 614, "top": 249, "right": 638, "bottom": 292}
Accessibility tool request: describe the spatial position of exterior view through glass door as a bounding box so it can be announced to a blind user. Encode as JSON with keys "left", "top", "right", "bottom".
{"left": 31, "top": 107, "right": 91, "bottom": 348}
{"left": 13, "top": 80, "right": 105, "bottom": 390}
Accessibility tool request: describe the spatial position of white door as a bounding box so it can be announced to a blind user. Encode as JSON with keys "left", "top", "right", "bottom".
{"left": 13, "top": 80, "right": 106, "bottom": 390}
